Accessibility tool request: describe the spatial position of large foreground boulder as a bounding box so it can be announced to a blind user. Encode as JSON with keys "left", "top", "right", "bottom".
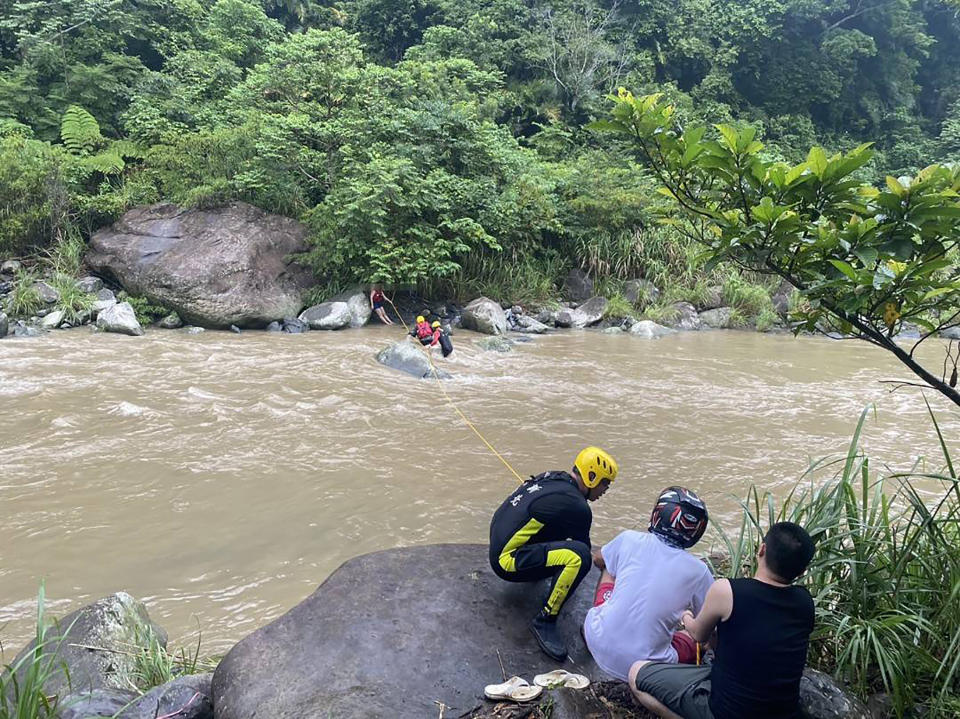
{"left": 3, "top": 593, "right": 167, "bottom": 700}
{"left": 86, "top": 202, "right": 314, "bottom": 329}
{"left": 375, "top": 339, "right": 448, "bottom": 379}
{"left": 461, "top": 297, "right": 507, "bottom": 335}
{"left": 211, "top": 544, "right": 604, "bottom": 719}
{"left": 799, "top": 668, "right": 870, "bottom": 719}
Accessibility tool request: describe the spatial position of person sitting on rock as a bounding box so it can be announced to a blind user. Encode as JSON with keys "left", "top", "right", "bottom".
{"left": 489, "top": 447, "right": 618, "bottom": 662}
{"left": 583, "top": 487, "right": 712, "bottom": 681}
{"left": 430, "top": 320, "right": 454, "bottom": 357}
{"left": 369, "top": 285, "right": 394, "bottom": 325}
{"left": 629, "top": 521, "right": 816, "bottom": 719}
{"left": 410, "top": 315, "right": 433, "bottom": 345}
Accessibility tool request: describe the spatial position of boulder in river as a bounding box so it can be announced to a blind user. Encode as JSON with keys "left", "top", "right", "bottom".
{"left": 941, "top": 326, "right": 960, "bottom": 340}
{"left": 699, "top": 307, "right": 733, "bottom": 329}
{"left": 96, "top": 302, "right": 144, "bottom": 336}
{"left": 282, "top": 317, "right": 309, "bottom": 334}
{"left": 512, "top": 314, "right": 550, "bottom": 334}
{"left": 298, "top": 301, "right": 352, "bottom": 330}
{"left": 327, "top": 286, "right": 372, "bottom": 328}
{"left": 556, "top": 296, "right": 607, "bottom": 328}
{"left": 86, "top": 202, "right": 314, "bottom": 329}
{"left": 0, "top": 311, "right": 7, "bottom": 338}
{"left": 159, "top": 312, "right": 183, "bottom": 329}
{"left": 41, "top": 309, "right": 65, "bottom": 330}
{"left": 563, "top": 267, "right": 593, "bottom": 301}
{"left": 3, "top": 592, "right": 167, "bottom": 701}
{"left": 477, "top": 336, "right": 513, "bottom": 352}
{"left": 628, "top": 320, "right": 675, "bottom": 339}
{"left": 375, "top": 339, "right": 449, "bottom": 379}
{"left": 211, "top": 544, "right": 603, "bottom": 719}
{"left": 461, "top": 297, "right": 507, "bottom": 335}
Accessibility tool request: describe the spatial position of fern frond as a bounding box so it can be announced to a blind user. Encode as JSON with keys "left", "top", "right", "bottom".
{"left": 111, "top": 139, "right": 145, "bottom": 159}
{"left": 83, "top": 152, "right": 125, "bottom": 175}
{"left": 61, "top": 105, "right": 102, "bottom": 155}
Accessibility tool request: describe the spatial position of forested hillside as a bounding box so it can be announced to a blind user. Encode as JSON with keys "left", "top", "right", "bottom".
{"left": 2, "top": 0, "right": 959, "bottom": 302}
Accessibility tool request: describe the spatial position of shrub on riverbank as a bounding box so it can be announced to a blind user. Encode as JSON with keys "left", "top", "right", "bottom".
{"left": 714, "top": 406, "right": 960, "bottom": 716}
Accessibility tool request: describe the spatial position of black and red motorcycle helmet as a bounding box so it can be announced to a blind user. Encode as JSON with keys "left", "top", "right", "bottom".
{"left": 649, "top": 486, "right": 709, "bottom": 549}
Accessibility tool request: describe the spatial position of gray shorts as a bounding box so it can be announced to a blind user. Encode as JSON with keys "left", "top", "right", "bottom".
{"left": 634, "top": 662, "right": 714, "bottom": 719}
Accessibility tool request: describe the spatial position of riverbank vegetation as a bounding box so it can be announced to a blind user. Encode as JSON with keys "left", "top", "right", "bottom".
{"left": 714, "top": 406, "right": 960, "bottom": 716}
{"left": 2, "top": 1, "right": 960, "bottom": 319}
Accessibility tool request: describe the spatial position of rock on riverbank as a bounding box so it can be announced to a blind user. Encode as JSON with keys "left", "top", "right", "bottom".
{"left": 86, "top": 202, "right": 314, "bottom": 329}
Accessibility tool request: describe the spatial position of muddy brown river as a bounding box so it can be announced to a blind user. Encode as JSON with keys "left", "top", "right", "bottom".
{"left": 1, "top": 326, "right": 957, "bottom": 654}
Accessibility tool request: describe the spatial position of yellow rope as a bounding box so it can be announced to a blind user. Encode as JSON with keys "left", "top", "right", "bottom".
{"left": 383, "top": 295, "right": 525, "bottom": 484}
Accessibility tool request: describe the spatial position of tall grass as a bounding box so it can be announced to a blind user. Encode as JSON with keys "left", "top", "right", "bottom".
{"left": 0, "top": 583, "right": 67, "bottom": 719}
{"left": 6, "top": 269, "right": 43, "bottom": 317}
{"left": 713, "top": 405, "right": 960, "bottom": 716}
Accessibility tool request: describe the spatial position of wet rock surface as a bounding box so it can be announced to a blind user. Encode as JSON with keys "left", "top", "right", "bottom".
{"left": 375, "top": 339, "right": 449, "bottom": 379}
{"left": 462, "top": 297, "right": 508, "bottom": 335}
{"left": 211, "top": 544, "right": 604, "bottom": 719}
{"left": 799, "top": 668, "right": 871, "bottom": 719}
{"left": 96, "top": 302, "right": 144, "bottom": 336}
{"left": 628, "top": 320, "right": 675, "bottom": 339}
{"left": 86, "top": 202, "right": 313, "bottom": 329}
{"left": 58, "top": 674, "right": 213, "bottom": 719}
{"left": 556, "top": 296, "right": 607, "bottom": 328}
{"left": 4, "top": 593, "right": 167, "bottom": 700}
{"left": 298, "top": 301, "right": 352, "bottom": 330}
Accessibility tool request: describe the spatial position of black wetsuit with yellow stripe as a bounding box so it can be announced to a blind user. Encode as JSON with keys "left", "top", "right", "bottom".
{"left": 489, "top": 471, "right": 593, "bottom": 616}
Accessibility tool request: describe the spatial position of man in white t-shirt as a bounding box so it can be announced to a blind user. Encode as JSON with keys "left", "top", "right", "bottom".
{"left": 583, "top": 487, "right": 713, "bottom": 680}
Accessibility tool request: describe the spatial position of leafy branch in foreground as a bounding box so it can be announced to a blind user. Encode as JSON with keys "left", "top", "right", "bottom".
{"left": 594, "top": 91, "right": 960, "bottom": 408}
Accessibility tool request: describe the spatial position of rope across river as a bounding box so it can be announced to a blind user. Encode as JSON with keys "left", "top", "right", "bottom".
{"left": 383, "top": 295, "right": 525, "bottom": 485}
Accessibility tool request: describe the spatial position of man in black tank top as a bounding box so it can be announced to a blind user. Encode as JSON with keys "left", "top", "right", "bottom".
{"left": 628, "top": 522, "right": 816, "bottom": 719}
{"left": 489, "top": 447, "right": 618, "bottom": 662}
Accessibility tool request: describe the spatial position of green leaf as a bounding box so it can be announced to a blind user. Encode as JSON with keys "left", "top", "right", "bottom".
{"left": 807, "top": 147, "right": 828, "bottom": 178}
{"left": 829, "top": 259, "right": 859, "bottom": 281}
{"left": 853, "top": 248, "right": 878, "bottom": 268}
{"left": 716, "top": 124, "right": 739, "bottom": 152}
{"left": 885, "top": 176, "right": 906, "bottom": 197}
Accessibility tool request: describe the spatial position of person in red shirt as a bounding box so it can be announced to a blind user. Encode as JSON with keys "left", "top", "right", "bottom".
{"left": 369, "top": 285, "right": 394, "bottom": 325}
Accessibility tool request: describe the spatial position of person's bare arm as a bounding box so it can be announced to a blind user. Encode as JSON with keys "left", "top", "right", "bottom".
{"left": 681, "top": 578, "right": 733, "bottom": 644}
{"left": 592, "top": 550, "right": 605, "bottom": 571}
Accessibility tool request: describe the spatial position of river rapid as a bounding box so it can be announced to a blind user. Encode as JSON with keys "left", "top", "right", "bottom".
{"left": 1, "top": 326, "right": 957, "bottom": 654}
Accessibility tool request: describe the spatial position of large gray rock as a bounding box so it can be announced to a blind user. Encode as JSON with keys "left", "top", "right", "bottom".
{"left": 327, "top": 287, "right": 373, "bottom": 328}
{"left": 58, "top": 674, "right": 213, "bottom": 719}
{"left": 799, "top": 668, "right": 870, "bottom": 719}
{"left": 461, "top": 297, "right": 507, "bottom": 335}
{"left": 159, "top": 312, "right": 183, "bottom": 329}
{"left": 86, "top": 202, "right": 314, "bottom": 329}
{"left": 665, "top": 301, "right": 701, "bottom": 331}
{"left": 699, "top": 307, "right": 733, "bottom": 329}
{"left": 41, "top": 309, "right": 65, "bottom": 329}
{"left": 623, "top": 279, "right": 660, "bottom": 306}
{"left": 1, "top": 259, "right": 21, "bottom": 274}
{"left": 533, "top": 308, "right": 559, "bottom": 326}
{"left": 76, "top": 276, "right": 103, "bottom": 293}
{"left": 96, "top": 302, "right": 144, "bottom": 336}
{"left": 772, "top": 278, "right": 795, "bottom": 317}
{"left": 699, "top": 285, "right": 725, "bottom": 310}
{"left": 35, "top": 280, "right": 60, "bottom": 304}
{"left": 563, "top": 267, "right": 593, "bottom": 301}
{"left": 629, "top": 320, "right": 676, "bottom": 339}
{"left": 4, "top": 593, "right": 167, "bottom": 701}
{"left": 941, "top": 326, "right": 960, "bottom": 340}
{"left": 211, "top": 544, "right": 603, "bottom": 719}
{"left": 512, "top": 315, "right": 550, "bottom": 334}
{"left": 556, "top": 296, "right": 607, "bottom": 328}
{"left": 477, "top": 336, "right": 513, "bottom": 352}
{"left": 298, "top": 301, "right": 352, "bottom": 330}
{"left": 0, "top": 311, "right": 7, "bottom": 338}
{"left": 375, "top": 339, "right": 448, "bottom": 379}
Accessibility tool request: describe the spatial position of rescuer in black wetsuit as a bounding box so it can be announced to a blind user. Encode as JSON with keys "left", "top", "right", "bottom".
{"left": 489, "top": 446, "right": 619, "bottom": 661}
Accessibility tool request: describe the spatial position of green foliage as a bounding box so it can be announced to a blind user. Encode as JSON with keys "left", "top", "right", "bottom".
{"left": 714, "top": 406, "right": 960, "bottom": 715}
{"left": 0, "top": 582, "right": 69, "bottom": 719}
{"left": 602, "top": 293, "right": 635, "bottom": 320}
{"left": 117, "top": 292, "right": 168, "bottom": 326}
{"left": 0, "top": 134, "right": 62, "bottom": 255}
{"left": 48, "top": 275, "right": 94, "bottom": 325}
{"left": 597, "top": 91, "right": 960, "bottom": 405}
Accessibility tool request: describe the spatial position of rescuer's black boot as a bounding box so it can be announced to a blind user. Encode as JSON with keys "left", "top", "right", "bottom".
{"left": 530, "top": 610, "right": 567, "bottom": 662}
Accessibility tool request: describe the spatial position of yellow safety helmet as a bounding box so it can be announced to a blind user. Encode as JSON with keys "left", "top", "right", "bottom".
{"left": 416, "top": 315, "right": 425, "bottom": 323}
{"left": 574, "top": 446, "right": 618, "bottom": 488}
{"left": 432, "top": 321, "right": 441, "bottom": 328}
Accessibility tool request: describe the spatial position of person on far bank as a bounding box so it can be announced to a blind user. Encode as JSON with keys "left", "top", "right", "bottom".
{"left": 369, "top": 285, "right": 394, "bottom": 325}
{"left": 629, "top": 521, "right": 816, "bottom": 719}
{"left": 489, "top": 447, "right": 618, "bottom": 662}
{"left": 584, "top": 487, "right": 712, "bottom": 681}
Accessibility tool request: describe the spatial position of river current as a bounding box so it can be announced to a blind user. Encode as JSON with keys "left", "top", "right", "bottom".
{"left": 1, "top": 326, "right": 957, "bottom": 653}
